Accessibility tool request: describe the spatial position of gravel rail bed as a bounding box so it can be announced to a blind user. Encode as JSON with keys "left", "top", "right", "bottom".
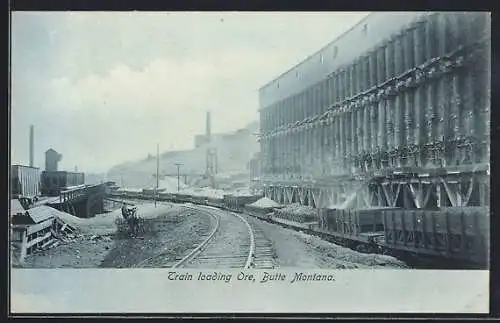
{"left": 241, "top": 214, "right": 277, "bottom": 269}
{"left": 182, "top": 206, "right": 252, "bottom": 269}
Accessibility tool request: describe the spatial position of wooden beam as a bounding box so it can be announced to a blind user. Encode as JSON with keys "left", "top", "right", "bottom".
{"left": 27, "top": 220, "right": 54, "bottom": 235}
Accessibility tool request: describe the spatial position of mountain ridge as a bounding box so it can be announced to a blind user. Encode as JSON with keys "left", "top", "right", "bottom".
{"left": 106, "top": 120, "right": 260, "bottom": 188}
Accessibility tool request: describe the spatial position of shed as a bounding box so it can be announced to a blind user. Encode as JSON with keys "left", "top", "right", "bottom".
{"left": 11, "top": 205, "right": 57, "bottom": 225}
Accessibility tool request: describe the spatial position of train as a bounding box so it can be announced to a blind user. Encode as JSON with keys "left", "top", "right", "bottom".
{"left": 109, "top": 188, "right": 489, "bottom": 268}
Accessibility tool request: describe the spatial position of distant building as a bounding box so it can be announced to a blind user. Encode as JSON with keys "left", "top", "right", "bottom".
{"left": 45, "top": 148, "right": 62, "bottom": 172}
{"left": 40, "top": 171, "right": 85, "bottom": 196}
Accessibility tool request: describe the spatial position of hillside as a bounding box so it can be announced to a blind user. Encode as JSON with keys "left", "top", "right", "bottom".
{"left": 106, "top": 120, "right": 260, "bottom": 189}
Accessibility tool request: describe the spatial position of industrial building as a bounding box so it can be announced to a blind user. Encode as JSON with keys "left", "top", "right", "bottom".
{"left": 11, "top": 165, "right": 40, "bottom": 199}
{"left": 256, "top": 12, "right": 490, "bottom": 210}
{"left": 40, "top": 171, "right": 85, "bottom": 196}
{"left": 36, "top": 147, "right": 85, "bottom": 196}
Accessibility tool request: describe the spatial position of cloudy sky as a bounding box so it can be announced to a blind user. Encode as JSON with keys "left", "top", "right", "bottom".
{"left": 11, "top": 11, "right": 369, "bottom": 173}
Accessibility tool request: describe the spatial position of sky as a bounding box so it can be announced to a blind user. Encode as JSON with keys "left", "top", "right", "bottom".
{"left": 11, "top": 11, "right": 369, "bottom": 174}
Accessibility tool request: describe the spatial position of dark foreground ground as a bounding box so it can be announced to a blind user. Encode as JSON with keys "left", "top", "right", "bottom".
{"left": 19, "top": 203, "right": 215, "bottom": 268}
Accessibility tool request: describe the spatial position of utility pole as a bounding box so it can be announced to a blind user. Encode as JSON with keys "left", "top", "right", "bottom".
{"left": 155, "top": 144, "right": 159, "bottom": 208}
{"left": 174, "top": 163, "right": 183, "bottom": 192}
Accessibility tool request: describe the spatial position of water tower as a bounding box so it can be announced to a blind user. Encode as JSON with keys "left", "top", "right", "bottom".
{"left": 45, "top": 148, "right": 62, "bottom": 172}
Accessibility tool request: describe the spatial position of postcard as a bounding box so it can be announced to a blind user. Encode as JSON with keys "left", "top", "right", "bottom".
{"left": 9, "top": 11, "right": 490, "bottom": 315}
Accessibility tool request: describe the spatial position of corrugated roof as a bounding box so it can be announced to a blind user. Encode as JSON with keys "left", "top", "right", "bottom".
{"left": 27, "top": 206, "right": 58, "bottom": 224}
{"left": 10, "top": 199, "right": 26, "bottom": 216}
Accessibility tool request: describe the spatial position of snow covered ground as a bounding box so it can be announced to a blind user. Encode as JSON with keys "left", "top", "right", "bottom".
{"left": 53, "top": 202, "right": 183, "bottom": 235}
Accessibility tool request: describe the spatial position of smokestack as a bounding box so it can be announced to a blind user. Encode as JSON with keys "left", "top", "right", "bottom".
{"left": 29, "top": 125, "right": 34, "bottom": 167}
{"left": 206, "top": 111, "right": 211, "bottom": 143}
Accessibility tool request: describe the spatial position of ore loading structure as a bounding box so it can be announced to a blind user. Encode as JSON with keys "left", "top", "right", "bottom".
{"left": 253, "top": 12, "right": 490, "bottom": 267}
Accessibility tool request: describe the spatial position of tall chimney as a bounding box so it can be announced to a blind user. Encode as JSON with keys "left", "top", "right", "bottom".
{"left": 29, "top": 125, "right": 34, "bottom": 167}
{"left": 206, "top": 111, "right": 211, "bottom": 143}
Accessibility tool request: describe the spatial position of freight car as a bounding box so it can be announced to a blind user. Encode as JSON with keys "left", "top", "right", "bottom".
{"left": 206, "top": 197, "right": 224, "bottom": 207}
{"left": 10, "top": 165, "right": 40, "bottom": 199}
{"left": 222, "top": 194, "right": 262, "bottom": 212}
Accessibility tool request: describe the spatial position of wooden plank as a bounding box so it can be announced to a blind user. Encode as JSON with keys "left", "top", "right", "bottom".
{"left": 41, "top": 238, "right": 56, "bottom": 249}
{"left": 383, "top": 210, "right": 389, "bottom": 244}
{"left": 20, "top": 231, "right": 28, "bottom": 263}
{"left": 401, "top": 211, "right": 407, "bottom": 246}
{"left": 27, "top": 220, "right": 54, "bottom": 235}
{"left": 392, "top": 210, "right": 397, "bottom": 246}
{"left": 11, "top": 224, "right": 29, "bottom": 231}
{"left": 26, "top": 231, "right": 52, "bottom": 249}
{"left": 422, "top": 210, "right": 428, "bottom": 249}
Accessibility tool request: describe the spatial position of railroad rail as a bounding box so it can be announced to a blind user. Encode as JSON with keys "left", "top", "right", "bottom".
{"left": 132, "top": 204, "right": 257, "bottom": 269}
{"left": 171, "top": 206, "right": 221, "bottom": 268}
{"left": 179, "top": 206, "right": 255, "bottom": 269}
{"left": 242, "top": 214, "right": 276, "bottom": 269}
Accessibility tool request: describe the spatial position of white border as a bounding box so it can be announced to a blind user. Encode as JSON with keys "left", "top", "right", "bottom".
{"left": 11, "top": 269, "right": 489, "bottom": 313}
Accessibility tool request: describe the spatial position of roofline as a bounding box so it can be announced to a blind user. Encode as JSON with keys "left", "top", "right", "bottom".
{"left": 259, "top": 12, "right": 371, "bottom": 92}
{"left": 11, "top": 164, "right": 40, "bottom": 169}
{"left": 41, "top": 170, "right": 85, "bottom": 174}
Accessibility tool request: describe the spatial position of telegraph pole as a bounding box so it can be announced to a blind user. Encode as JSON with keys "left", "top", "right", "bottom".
{"left": 155, "top": 144, "right": 159, "bottom": 208}
{"left": 174, "top": 163, "right": 183, "bottom": 192}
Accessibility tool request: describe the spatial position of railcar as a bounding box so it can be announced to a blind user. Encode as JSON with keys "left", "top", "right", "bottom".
{"left": 243, "top": 204, "right": 278, "bottom": 221}
{"left": 206, "top": 197, "right": 224, "bottom": 207}
{"left": 223, "top": 195, "right": 262, "bottom": 212}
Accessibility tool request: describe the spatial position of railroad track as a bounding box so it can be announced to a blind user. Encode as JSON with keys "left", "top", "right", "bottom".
{"left": 132, "top": 204, "right": 264, "bottom": 269}
{"left": 243, "top": 214, "right": 277, "bottom": 269}
{"left": 180, "top": 206, "right": 254, "bottom": 269}
{"left": 132, "top": 205, "right": 220, "bottom": 268}
{"left": 124, "top": 200, "right": 276, "bottom": 269}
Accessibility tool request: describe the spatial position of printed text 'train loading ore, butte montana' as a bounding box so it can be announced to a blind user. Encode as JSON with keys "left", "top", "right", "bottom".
{"left": 167, "top": 272, "right": 336, "bottom": 284}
